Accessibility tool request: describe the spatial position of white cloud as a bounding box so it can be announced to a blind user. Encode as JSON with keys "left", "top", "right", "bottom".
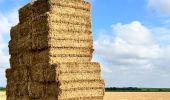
{"left": 0, "top": 7, "right": 19, "bottom": 34}
{"left": 0, "top": 7, "right": 19, "bottom": 86}
{"left": 93, "top": 21, "right": 170, "bottom": 88}
{"left": 148, "top": 0, "right": 170, "bottom": 16}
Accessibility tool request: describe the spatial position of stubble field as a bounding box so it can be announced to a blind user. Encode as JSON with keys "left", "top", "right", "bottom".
{"left": 1, "top": 92, "right": 170, "bottom": 100}
{"left": 104, "top": 92, "right": 170, "bottom": 100}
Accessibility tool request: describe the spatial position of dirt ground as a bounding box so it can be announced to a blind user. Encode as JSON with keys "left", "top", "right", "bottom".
{"left": 1, "top": 92, "right": 170, "bottom": 100}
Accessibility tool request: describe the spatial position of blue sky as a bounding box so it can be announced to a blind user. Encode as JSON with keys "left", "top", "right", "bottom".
{"left": 0, "top": 0, "right": 170, "bottom": 88}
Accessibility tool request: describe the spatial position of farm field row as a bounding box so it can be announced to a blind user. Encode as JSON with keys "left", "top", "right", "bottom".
{"left": 1, "top": 92, "right": 170, "bottom": 100}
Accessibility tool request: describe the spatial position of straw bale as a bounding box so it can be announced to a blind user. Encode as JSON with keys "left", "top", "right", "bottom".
{"left": 50, "top": 5, "right": 90, "bottom": 18}
{"left": 31, "top": 15, "right": 49, "bottom": 33}
{"left": 31, "top": 37, "right": 93, "bottom": 50}
{"left": 49, "top": 39, "right": 93, "bottom": 48}
{"left": 48, "top": 13, "right": 91, "bottom": 26}
{"left": 32, "top": 50, "right": 49, "bottom": 64}
{"left": 59, "top": 80, "right": 104, "bottom": 90}
{"left": 19, "top": 3, "right": 32, "bottom": 23}
{"left": 49, "top": 48, "right": 93, "bottom": 57}
{"left": 58, "top": 88, "right": 104, "bottom": 99}
{"left": 49, "top": 22, "right": 91, "bottom": 34}
{"left": 8, "top": 40, "right": 18, "bottom": 55}
{"left": 16, "top": 82, "right": 28, "bottom": 96}
{"left": 31, "top": 34, "right": 48, "bottom": 50}
{"left": 49, "top": 28, "right": 92, "bottom": 35}
{"left": 58, "top": 72, "right": 101, "bottom": 81}
{"left": 28, "top": 82, "right": 45, "bottom": 99}
{"left": 17, "top": 37, "right": 31, "bottom": 52}
{"left": 18, "top": 21, "right": 31, "bottom": 38}
{"left": 45, "top": 83, "right": 59, "bottom": 97}
{"left": 6, "top": 96, "right": 16, "bottom": 100}
{"left": 6, "top": 83, "right": 17, "bottom": 96}
{"left": 49, "top": 0, "right": 91, "bottom": 11}
{"left": 31, "top": 34, "right": 92, "bottom": 50}
{"left": 18, "top": 52, "right": 32, "bottom": 66}
{"left": 9, "top": 55, "right": 19, "bottom": 68}
{"left": 48, "top": 31, "right": 92, "bottom": 40}
{"left": 57, "top": 62, "right": 100, "bottom": 73}
{"left": 43, "top": 96, "right": 57, "bottom": 100}
{"left": 19, "top": 0, "right": 49, "bottom": 23}
{"left": 50, "top": 56, "right": 92, "bottom": 63}
{"left": 29, "top": 62, "right": 57, "bottom": 82}
{"left": 30, "top": 63, "right": 44, "bottom": 82}
{"left": 31, "top": 0, "right": 49, "bottom": 15}
{"left": 44, "top": 64, "right": 57, "bottom": 82}
{"left": 6, "top": 68, "right": 19, "bottom": 83}
{"left": 10, "top": 25, "right": 19, "bottom": 40}
{"left": 30, "top": 63, "right": 56, "bottom": 82}
{"left": 17, "top": 95, "right": 30, "bottom": 100}
{"left": 17, "top": 65, "right": 29, "bottom": 82}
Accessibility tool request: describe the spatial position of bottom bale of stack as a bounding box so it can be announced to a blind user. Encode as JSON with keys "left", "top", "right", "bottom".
{"left": 58, "top": 88, "right": 104, "bottom": 100}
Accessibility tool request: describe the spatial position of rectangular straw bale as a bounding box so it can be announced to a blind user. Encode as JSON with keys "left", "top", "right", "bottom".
{"left": 49, "top": 13, "right": 91, "bottom": 26}
{"left": 6, "top": 68, "right": 19, "bottom": 83}
{"left": 31, "top": 0, "right": 49, "bottom": 15}
{"left": 48, "top": 31, "right": 92, "bottom": 40}
{"left": 28, "top": 82, "right": 45, "bottom": 99}
{"left": 32, "top": 30, "right": 92, "bottom": 41}
{"left": 58, "top": 88, "right": 104, "bottom": 99}
{"left": 50, "top": 56, "right": 91, "bottom": 63}
{"left": 6, "top": 82, "right": 17, "bottom": 96}
{"left": 10, "top": 25, "right": 19, "bottom": 39}
{"left": 10, "top": 55, "right": 19, "bottom": 68}
{"left": 17, "top": 95, "right": 30, "bottom": 100}
{"left": 45, "top": 82, "right": 59, "bottom": 97}
{"left": 30, "top": 63, "right": 44, "bottom": 82}
{"left": 30, "top": 63, "right": 56, "bottom": 82}
{"left": 49, "top": 28, "right": 92, "bottom": 35}
{"left": 32, "top": 50, "right": 49, "bottom": 64}
{"left": 18, "top": 37, "right": 31, "bottom": 52}
{"left": 19, "top": 3, "right": 32, "bottom": 23}
{"left": 31, "top": 37, "right": 93, "bottom": 50}
{"left": 58, "top": 72, "right": 101, "bottom": 81}
{"left": 19, "top": 20, "right": 31, "bottom": 37}
{"left": 50, "top": 5, "right": 90, "bottom": 18}
{"left": 44, "top": 64, "right": 57, "bottom": 82}
{"left": 49, "top": 39, "right": 93, "bottom": 48}
{"left": 31, "top": 34, "right": 48, "bottom": 50}
{"left": 57, "top": 62, "right": 100, "bottom": 73}
{"left": 59, "top": 80, "right": 104, "bottom": 90}
{"left": 49, "top": 0, "right": 91, "bottom": 11}
{"left": 43, "top": 96, "right": 57, "bottom": 100}
{"left": 8, "top": 40, "right": 18, "bottom": 55}
{"left": 6, "top": 96, "right": 16, "bottom": 100}
{"left": 16, "top": 82, "right": 28, "bottom": 96}
{"left": 31, "top": 14, "right": 49, "bottom": 33}
{"left": 18, "top": 52, "right": 32, "bottom": 66}
{"left": 49, "top": 22, "right": 91, "bottom": 33}
{"left": 49, "top": 48, "right": 93, "bottom": 57}
{"left": 17, "top": 65, "right": 28, "bottom": 82}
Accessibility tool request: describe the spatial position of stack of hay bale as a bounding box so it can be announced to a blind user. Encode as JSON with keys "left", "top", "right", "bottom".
{"left": 6, "top": 0, "right": 105, "bottom": 100}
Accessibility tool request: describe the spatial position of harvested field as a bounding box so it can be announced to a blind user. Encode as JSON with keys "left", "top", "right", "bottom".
{"left": 0, "top": 92, "right": 6, "bottom": 100}
{"left": 1, "top": 92, "right": 170, "bottom": 100}
{"left": 104, "top": 92, "right": 170, "bottom": 100}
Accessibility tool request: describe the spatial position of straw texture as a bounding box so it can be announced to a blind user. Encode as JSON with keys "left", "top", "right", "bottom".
{"left": 6, "top": 0, "right": 105, "bottom": 99}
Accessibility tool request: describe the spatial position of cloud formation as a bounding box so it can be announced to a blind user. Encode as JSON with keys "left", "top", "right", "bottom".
{"left": 148, "top": 0, "right": 170, "bottom": 16}
{"left": 93, "top": 21, "right": 170, "bottom": 88}
{"left": 0, "top": 7, "right": 19, "bottom": 86}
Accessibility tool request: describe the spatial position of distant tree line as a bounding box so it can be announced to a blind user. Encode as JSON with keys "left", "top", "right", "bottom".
{"left": 105, "top": 87, "right": 170, "bottom": 92}
{"left": 0, "top": 87, "right": 5, "bottom": 91}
